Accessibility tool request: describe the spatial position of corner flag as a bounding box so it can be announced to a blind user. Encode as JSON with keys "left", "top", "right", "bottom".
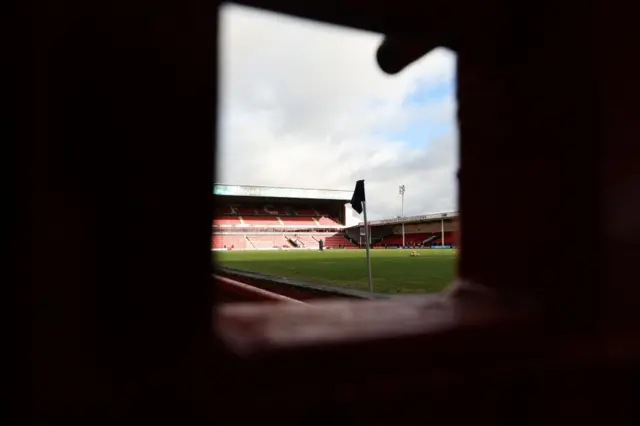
{"left": 350, "top": 179, "right": 373, "bottom": 292}
{"left": 350, "top": 180, "right": 366, "bottom": 214}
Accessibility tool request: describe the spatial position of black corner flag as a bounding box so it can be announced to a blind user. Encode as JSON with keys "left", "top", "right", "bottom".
{"left": 350, "top": 179, "right": 373, "bottom": 292}
{"left": 350, "top": 180, "right": 366, "bottom": 214}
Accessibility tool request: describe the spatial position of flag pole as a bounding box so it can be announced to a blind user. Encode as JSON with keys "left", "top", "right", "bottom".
{"left": 362, "top": 201, "right": 373, "bottom": 292}
{"left": 350, "top": 180, "right": 372, "bottom": 292}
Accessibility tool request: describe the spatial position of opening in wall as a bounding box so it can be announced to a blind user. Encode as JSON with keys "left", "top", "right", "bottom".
{"left": 214, "top": 4, "right": 459, "bottom": 303}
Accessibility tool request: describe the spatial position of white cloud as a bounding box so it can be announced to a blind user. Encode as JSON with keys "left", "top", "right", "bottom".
{"left": 217, "top": 4, "right": 459, "bottom": 220}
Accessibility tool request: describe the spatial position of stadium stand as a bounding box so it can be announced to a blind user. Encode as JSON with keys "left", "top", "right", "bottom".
{"left": 212, "top": 235, "right": 247, "bottom": 249}
{"left": 432, "top": 233, "right": 456, "bottom": 246}
{"left": 287, "top": 235, "right": 318, "bottom": 248}
{"left": 214, "top": 216, "right": 241, "bottom": 226}
{"left": 293, "top": 208, "right": 317, "bottom": 216}
{"left": 242, "top": 216, "right": 282, "bottom": 226}
{"left": 246, "top": 235, "right": 288, "bottom": 249}
{"left": 375, "top": 232, "right": 454, "bottom": 247}
{"left": 316, "top": 216, "right": 340, "bottom": 226}
{"left": 376, "top": 233, "right": 431, "bottom": 246}
{"left": 217, "top": 205, "right": 235, "bottom": 215}
{"left": 232, "top": 205, "right": 257, "bottom": 215}
{"left": 262, "top": 205, "right": 288, "bottom": 215}
{"left": 212, "top": 184, "right": 457, "bottom": 251}
{"left": 212, "top": 184, "right": 354, "bottom": 251}
{"left": 322, "top": 235, "right": 358, "bottom": 249}
{"left": 281, "top": 217, "right": 318, "bottom": 226}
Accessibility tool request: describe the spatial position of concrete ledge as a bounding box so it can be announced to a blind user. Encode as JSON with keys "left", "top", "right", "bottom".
{"left": 214, "top": 274, "right": 307, "bottom": 304}
{"left": 216, "top": 266, "right": 391, "bottom": 300}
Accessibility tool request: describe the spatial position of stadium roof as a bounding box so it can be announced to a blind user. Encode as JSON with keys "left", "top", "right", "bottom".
{"left": 213, "top": 183, "right": 353, "bottom": 201}
{"left": 358, "top": 211, "right": 459, "bottom": 227}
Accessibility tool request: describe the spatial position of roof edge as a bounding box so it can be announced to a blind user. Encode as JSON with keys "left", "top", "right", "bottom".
{"left": 213, "top": 183, "right": 353, "bottom": 201}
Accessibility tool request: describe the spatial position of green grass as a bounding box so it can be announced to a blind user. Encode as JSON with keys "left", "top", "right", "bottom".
{"left": 214, "top": 249, "right": 456, "bottom": 294}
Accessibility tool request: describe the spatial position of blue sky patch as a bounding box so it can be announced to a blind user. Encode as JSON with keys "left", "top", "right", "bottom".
{"left": 404, "top": 78, "right": 454, "bottom": 107}
{"left": 374, "top": 78, "right": 455, "bottom": 148}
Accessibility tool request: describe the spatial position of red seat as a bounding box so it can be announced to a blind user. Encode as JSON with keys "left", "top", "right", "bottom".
{"left": 293, "top": 208, "right": 316, "bottom": 216}
{"left": 242, "top": 216, "right": 282, "bottom": 226}
{"left": 214, "top": 216, "right": 240, "bottom": 226}
{"left": 316, "top": 217, "right": 340, "bottom": 226}
{"left": 321, "top": 235, "right": 357, "bottom": 248}
{"left": 233, "top": 205, "right": 257, "bottom": 215}
{"left": 211, "top": 235, "right": 246, "bottom": 249}
{"left": 246, "top": 235, "right": 287, "bottom": 249}
{"left": 282, "top": 217, "right": 317, "bottom": 226}
{"left": 287, "top": 234, "right": 318, "bottom": 247}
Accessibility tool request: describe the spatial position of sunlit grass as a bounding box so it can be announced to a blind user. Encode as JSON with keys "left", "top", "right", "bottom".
{"left": 215, "top": 248, "right": 456, "bottom": 293}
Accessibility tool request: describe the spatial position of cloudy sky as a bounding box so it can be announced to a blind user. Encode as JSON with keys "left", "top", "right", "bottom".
{"left": 217, "top": 4, "right": 459, "bottom": 220}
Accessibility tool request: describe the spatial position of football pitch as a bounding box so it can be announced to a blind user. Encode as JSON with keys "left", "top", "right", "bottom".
{"left": 215, "top": 249, "right": 456, "bottom": 294}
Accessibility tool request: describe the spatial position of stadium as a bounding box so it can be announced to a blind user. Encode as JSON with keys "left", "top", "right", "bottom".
{"left": 213, "top": 183, "right": 458, "bottom": 294}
